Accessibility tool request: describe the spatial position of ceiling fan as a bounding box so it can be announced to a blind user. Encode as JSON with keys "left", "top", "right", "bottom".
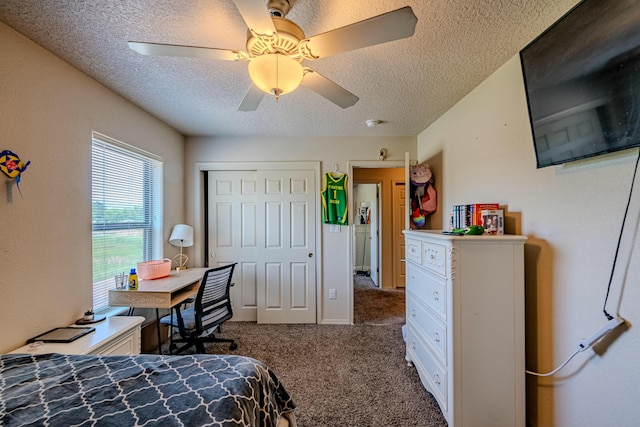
{"left": 128, "top": 0, "right": 418, "bottom": 111}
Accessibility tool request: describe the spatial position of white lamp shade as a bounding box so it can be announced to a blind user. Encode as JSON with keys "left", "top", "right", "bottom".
{"left": 248, "top": 54, "right": 304, "bottom": 96}
{"left": 169, "top": 224, "right": 194, "bottom": 247}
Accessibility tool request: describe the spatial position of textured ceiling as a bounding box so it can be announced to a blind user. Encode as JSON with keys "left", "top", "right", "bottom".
{"left": 0, "top": 0, "right": 579, "bottom": 137}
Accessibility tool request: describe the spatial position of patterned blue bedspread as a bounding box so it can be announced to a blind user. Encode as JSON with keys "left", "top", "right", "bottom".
{"left": 0, "top": 353, "right": 296, "bottom": 426}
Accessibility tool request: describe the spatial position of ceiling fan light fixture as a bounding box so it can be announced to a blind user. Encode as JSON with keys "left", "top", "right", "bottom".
{"left": 248, "top": 54, "right": 303, "bottom": 100}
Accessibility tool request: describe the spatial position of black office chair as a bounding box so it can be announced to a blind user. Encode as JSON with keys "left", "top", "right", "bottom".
{"left": 160, "top": 263, "right": 237, "bottom": 354}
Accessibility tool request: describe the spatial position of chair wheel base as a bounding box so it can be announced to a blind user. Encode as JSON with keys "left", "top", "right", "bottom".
{"left": 230, "top": 342, "right": 238, "bottom": 351}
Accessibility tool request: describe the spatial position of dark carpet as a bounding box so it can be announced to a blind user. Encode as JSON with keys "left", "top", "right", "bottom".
{"left": 353, "top": 274, "right": 406, "bottom": 325}
{"left": 160, "top": 276, "right": 448, "bottom": 427}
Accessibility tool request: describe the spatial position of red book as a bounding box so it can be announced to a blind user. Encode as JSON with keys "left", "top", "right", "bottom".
{"left": 471, "top": 203, "right": 499, "bottom": 226}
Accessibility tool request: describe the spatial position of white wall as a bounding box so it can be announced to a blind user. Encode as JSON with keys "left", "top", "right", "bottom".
{"left": 418, "top": 55, "right": 640, "bottom": 426}
{"left": 185, "top": 136, "right": 416, "bottom": 323}
{"left": 0, "top": 23, "right": 185, "bottom": 353}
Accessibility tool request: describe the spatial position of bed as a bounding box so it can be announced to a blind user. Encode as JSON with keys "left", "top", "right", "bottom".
{"left": 0, "top": 353, "right": 296, "bottom": 427}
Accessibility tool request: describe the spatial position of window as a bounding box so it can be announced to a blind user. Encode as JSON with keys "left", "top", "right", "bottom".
{"left": 91, "top": 133, "right": 163, "bottom": 311}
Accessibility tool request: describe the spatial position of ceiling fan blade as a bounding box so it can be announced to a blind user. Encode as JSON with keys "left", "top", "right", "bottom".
{"left": 238, "top": 83, "right": 265, "bottom": 111}
{"left": 304, "top": 6, "right": 418, "bottom": 58}
{"left": 128, "top": 41, "right": 246, "bottom": 61}
{"left": 232, "top": 0, "right": 276, "bottom": 36}
{"left": 302, "top": 69, "right": 359, "bottom": 109}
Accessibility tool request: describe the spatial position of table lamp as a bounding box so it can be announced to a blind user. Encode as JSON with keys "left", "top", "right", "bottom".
{"left": 169, "top": 224, "right": 194, "bottom": 271}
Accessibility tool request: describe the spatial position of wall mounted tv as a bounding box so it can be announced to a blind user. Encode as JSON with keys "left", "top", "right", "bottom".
{"left": 520, "top": 0, "right": 640, "bottom": 168}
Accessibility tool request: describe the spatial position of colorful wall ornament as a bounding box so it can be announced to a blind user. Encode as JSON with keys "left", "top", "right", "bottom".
{"left": 0, "top": 149, "right": 30, "bottom": 197}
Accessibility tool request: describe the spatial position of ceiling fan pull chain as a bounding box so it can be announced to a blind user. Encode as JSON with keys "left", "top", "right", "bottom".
{"left": 275, "top": 54, "right": 280, "bottom": 101}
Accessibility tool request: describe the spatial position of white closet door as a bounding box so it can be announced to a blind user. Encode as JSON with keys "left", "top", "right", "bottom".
{"left": 208, "top": 168, "right": 317, "bottom": 323}
{"left": 257, "top": 169, "right": 317, "bottom": 323}
{"left": 208, "top": 171, "right": 258, "bottom": 321}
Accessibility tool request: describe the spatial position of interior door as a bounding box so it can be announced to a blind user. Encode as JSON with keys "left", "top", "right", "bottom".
{"left": 207, "top": 168, "right": 317, "bottom": 324}
{"left": 392, "top": 181, "right": 406, "bottom": 288}
{"left": 257, "top": 170, "right": 317, "bottom": 323}
{"left": 369, "top": 184, "right": 379, "bottom": 287}
{"left": 207, "top": 171, "right": 259, "bottom": 321}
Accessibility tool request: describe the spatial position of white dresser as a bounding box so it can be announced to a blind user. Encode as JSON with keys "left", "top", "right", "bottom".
{"left": 11, "top": 316, "right": 144, "bottom": 356}
{"left": 403, "top": 230, "right": 526, "bottom": 427}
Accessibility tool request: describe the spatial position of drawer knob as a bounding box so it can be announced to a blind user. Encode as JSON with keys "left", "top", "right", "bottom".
{"left": 433, "top": 332, "right": 440, "bottom": 342}
{"left": 433, "top": 291, "right": 440, "bottom": 301}
{"left": 434, "top": 373, "right": 441, "bottom": 385}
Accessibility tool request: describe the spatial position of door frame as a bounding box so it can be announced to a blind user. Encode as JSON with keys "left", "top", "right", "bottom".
{"left": 351, "top": 183, "right": 380, "bottom": 284}
{"left": 193, "top": 161, "right": 322, "bottom": 323}
{"left": 348, "top": 159, "right": 407, "bottom": 324}
{"left": 371, "top": 183, "right": 380, "bottom": 286}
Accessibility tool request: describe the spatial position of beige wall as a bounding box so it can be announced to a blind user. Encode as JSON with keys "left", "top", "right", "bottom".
{"left": 184, "top": 136, "right": 416, "bottom": 323}
{"left": 418, "top": 55, "right": 640, "bottom": 426}
{"left": 6, "top": 11, "right": 635, "bottom": 424}
{"left": 0, "top": 23, "right": 185, "bottom": 353}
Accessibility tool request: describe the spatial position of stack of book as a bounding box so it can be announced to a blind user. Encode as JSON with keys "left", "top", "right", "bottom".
{"left": 451, "top": 203, "right": 498, "bottom": 229}
{"left": 451, "top": 203, "right": 504, "bottom": 234}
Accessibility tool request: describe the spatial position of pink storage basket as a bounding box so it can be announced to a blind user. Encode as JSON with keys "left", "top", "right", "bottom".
{"left": 137, "top": 258, "right": 172, "bottom": 280}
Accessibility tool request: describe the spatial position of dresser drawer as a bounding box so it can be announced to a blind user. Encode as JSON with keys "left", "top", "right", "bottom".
{"left": 406, "top": 238, "right": 422, "bottom": 264}
{"left": 421, "top": 240, "right": 447, "bottom": 277}
{"left": 407, "top": 327, "right": 448, "bottom": 411}
{"left": 406, "top": 263, "right": 447, "bottom": 320}
{"left": 408, "top": 296, "right": 447, "bottom": 364}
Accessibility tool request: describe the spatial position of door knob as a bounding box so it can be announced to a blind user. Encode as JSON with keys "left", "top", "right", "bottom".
{"left": 308, "top": 253, "right": 313, "bottom": 258}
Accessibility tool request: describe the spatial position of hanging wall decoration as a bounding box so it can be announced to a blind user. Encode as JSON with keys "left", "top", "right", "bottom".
{"left": 321, "top": 166, "right": 349, "bottom": 225}
{"left": 409, "top": 161, "right": 436, "bottom": 228}
{"left": 0, "top": 149, "right": 31, "bottom": 197}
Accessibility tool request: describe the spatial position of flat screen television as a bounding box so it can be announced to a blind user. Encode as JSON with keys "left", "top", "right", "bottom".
{"left": 520, "top": 0, "right": 640, "bottom": 168}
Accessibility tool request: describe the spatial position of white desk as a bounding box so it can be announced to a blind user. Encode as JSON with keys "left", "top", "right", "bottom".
{"left": 11, "top": 316, "right": 144, "bottom": 356}
{"left": 108, "top": 268, "right": 208, "bottom": 353}
{"left": 109, "top": 268, "right": 208, "bottom": 309}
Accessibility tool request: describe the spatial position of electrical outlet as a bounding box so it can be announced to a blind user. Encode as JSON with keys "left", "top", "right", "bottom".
{"left": 329, "top": 289, "right": 337, "bottom": 299}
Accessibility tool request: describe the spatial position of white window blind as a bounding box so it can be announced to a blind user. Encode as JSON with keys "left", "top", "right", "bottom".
{"left": 91, "top": 133, "right": 163, "bottom": 311}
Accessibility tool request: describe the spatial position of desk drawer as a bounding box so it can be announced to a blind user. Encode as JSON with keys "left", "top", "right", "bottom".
{"left": 407, "top": 264, "right": 447, "bottom": 320}
{"left": 408, "top": 296, "right": 447, "bottom": 364}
